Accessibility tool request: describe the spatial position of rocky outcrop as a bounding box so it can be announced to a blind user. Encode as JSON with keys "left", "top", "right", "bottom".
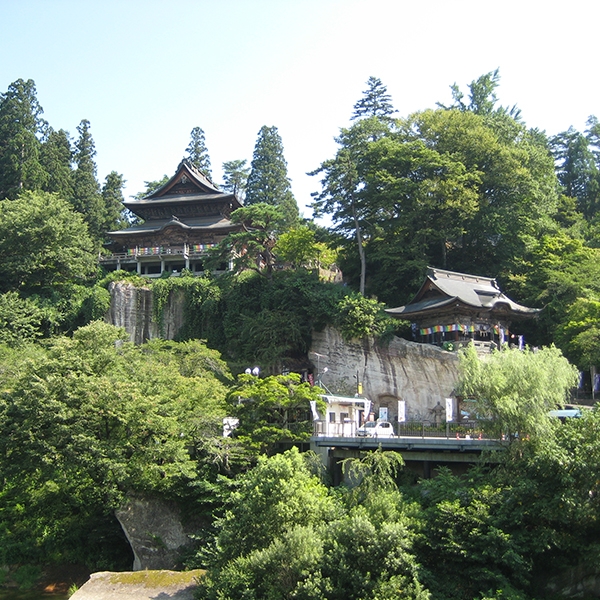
{"left": 115, "top": 496, "right": 198, "bottom": 571}
{"left": 106, "top": 282, "right": 185, "bottom": 343}
{"left": 70, "top": 570, "right": 202, "bottom": 600}
{"left": 310, "top": 327, "right": 460, "bottom": 421}
{"left": 106, "top": 282, "right": 156, "bottom": 344}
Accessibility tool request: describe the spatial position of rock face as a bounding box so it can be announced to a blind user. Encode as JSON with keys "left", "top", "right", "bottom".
{"left": 69, "top": 570, "right": 202, "bottom": 600}
{"left": 310, "top": 327, "right": 460, "bottom": 421}
{"left": 106, "top": 283, "right": 460, "bottom": 419}
{"left": 115, "top": 496, "right": 197, "bottom": 571}
{"left": 106, "top": 282, "right": 185, "bottom": 343}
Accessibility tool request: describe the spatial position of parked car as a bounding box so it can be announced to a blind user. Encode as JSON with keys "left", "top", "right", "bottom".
{"left": 548, "top": 407, "right": 582, "bottom": 422}
{"left": 356, "top": 420, "right": 395, "bottom": 438}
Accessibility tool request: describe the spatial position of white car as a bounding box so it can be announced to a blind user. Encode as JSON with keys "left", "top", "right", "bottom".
{"left": 356, "top": 420, "right": 395, "bottom": 438}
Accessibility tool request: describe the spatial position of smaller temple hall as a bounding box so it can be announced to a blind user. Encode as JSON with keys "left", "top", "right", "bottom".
{"left": 386, "top": 267, "right": 540, "bottom": 352}
{"left": 100, "top": 160, "right": 242, "bottom": 277}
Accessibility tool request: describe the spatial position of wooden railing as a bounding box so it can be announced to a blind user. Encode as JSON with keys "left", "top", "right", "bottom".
{"left": 99, "top": 243, "right": 218, "bottom": 262}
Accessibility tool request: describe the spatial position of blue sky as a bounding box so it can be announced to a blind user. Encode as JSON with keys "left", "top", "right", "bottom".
{"left": 1, "top": 0, "right": 598, "bottom": 216}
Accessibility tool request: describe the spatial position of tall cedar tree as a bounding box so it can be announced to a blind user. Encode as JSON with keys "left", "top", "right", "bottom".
{"left": 222, "top": 159, "right": 249, "bottom": 199}
{"left": 71, "top": 119, "right": 104, "bottom": 242}
{"left": 245, "top": 126, "right": 299, "bottom": 229}
{"left": 185, "top": 126, "right": 212, "bottom": 180}
{"left": 101, "top": 171, "right": 127, "bottom": 232}
{"left": 0, "top": 79, "right": 47, "bottom": 199}
{"left": 40, "top": 127, "right": 73, "bottom": 199}
{"left": 551, "top": 126, "right": 600, "bottom": 221}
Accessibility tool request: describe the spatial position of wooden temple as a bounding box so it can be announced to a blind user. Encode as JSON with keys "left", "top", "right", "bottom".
{"left": 385, "top": 267, "right": 539, "bottom": 351}
{"left": 100, "top": 160, "right": 242, "bottom": 277}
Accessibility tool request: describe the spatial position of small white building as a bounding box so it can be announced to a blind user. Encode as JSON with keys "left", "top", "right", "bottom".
{"left": 314, "top": 395, "right": 372, "bottom": 437}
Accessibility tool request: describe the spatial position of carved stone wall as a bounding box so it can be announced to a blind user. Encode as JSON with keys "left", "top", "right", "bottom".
{"left": 310, "top": 327, "right": 460, "bottom": 421}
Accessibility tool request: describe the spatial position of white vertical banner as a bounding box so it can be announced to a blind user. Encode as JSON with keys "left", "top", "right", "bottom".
{"left": 363, "top": 399, "right": 372, "bottom": 420}
{"left": 398, "top": 400, "right": 406, "bottom": 423}
{"left": 445, "top": 398, "right": 454, "bottom": 422}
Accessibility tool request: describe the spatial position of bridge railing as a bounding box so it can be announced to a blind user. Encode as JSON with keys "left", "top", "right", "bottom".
{"left": 314, "top": 420, "right": 486, "bottom": 439}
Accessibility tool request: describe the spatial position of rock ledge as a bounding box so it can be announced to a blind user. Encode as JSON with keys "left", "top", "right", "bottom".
{"left": 70, "top": 569, "right": 203, "bottom": 600}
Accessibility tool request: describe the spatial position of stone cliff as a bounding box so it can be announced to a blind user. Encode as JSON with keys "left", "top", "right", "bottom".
{"left": 106, "top": 281, "right": 185, "bottom": 343}
{"left": 310, "top": 327, "right": 460, "bottom": 421}
{"left": 106, "top": 282, "right": 460, "bottom": 418}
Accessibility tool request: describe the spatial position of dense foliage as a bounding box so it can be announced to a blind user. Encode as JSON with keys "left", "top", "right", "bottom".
{"left": 0, "top": 322, "right": 233, "bottom": 568}
{"left": 2, "top": 72, "right": 600, "bottom": 598}
{"left": 150, "top": 269, "right": 398, "bottom": 373}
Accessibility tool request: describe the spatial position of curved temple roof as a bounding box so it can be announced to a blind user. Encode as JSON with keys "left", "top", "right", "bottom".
{"left": 385, "top": 267, "right": 540, "bottom": 320}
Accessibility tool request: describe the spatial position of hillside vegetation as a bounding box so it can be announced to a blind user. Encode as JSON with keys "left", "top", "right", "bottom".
{"left": 1, "top": 73, "right": 600, "bottom": 598}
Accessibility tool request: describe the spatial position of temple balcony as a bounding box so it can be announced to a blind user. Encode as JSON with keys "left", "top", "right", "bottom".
{"left": 99, "top": 243, "right": 228, "bottom": 277}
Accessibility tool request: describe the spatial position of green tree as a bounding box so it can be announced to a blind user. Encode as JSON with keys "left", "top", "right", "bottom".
{"left": 456, "top": 344, "right": 578, "bottom": 440}
{"left": 211, "top": 203, "right": 284, "bottom": 280}
{"left": 275, "top": 225, "right": 329, "bottom": 269}
{"left": 0, "top": 323, "right": 231, "bottom": 566}
{"left": 132, "top": 174, "right": 169, "bottom": 199}
{"left": 551, "top": 126, "right": 600, "bottom": 220}
{"left": 40, "top": 127, "right": 73, "bottom": 199}
{"left": 246, "top": 125, "right": 299, "bottom": 228}
{"left": 226, "top": 373, "right": 325, "bottom": 454}
{"left": 71, "top": 119, "right": 104, "bottom": 240}
{"left": 311, "top": 117, "right": 391, "bottom": 295}
{"left": 211, "top": 447, "right": 336, "bottom": 564}
{"left": 555, "top": 297, "right": 600, "bottom": 369}
{"left": 0, "top": 190, "right": 96, "bottom": 293}
{"left": 221, "top": 158, "right": 249, "bottom": 199}
{"left": 505, "top": 231, "right": 600, "bottom": 349}
{"left": 351, "top": 76, "right": 395, "bottom": 121}
{"left": 0, "top": 291, "right": 46, "bottom": 344}
{"left": 440, "top": 69, "right": 520, "bottom": 121}
{"left": 0, "top": 78, "right": 46, "bottom": 199}
{"left": 185, "top": 126, "right": 212, "bottom": 179}
{"left": 101, "top": 170, "right": 126, "bottom": 232}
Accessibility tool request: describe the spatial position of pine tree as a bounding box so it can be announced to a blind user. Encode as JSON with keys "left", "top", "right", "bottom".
{"left": 71, "top": 119, "right": 103, "bottom": 241}
{"left": 351, "top": 76, "right": 395, "bottom": 121}
{"left": 222, "top": 159, "right": 249, "bottom": 199}
{"left": 185, "top": 126, "right": 212, "bottom": 179}
{"left": 40, "top": 128, "right": 73, "bottom": 199}
{"left": 0, "top": 78, "right": 47, "bottom": 199}
{"left": 245, "top": 126, "right": 299, "bottom": 228}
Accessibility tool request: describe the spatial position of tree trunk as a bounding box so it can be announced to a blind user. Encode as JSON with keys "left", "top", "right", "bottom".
{"left": 351, "top": 197, "right": 366, "bottom": 295}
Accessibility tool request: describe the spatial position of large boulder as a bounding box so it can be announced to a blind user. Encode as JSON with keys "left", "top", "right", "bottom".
{"left": 115, "top": 496, "right": 197, "bottom": 571}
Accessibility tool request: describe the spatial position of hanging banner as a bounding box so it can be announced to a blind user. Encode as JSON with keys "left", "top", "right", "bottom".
{"left": 445, "top": 398, "right": 454, "bottom": 422}
{"left": 398, "top": 400, "right": 406, "bottom": 423}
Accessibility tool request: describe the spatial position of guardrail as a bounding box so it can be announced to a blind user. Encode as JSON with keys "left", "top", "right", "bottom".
{"left": 313, "top": 420, "right": 486, "bottom": 439}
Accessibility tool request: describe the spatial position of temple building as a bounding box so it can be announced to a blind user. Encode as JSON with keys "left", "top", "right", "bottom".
{"left": 385, "top": 267, "right": 539, "bottom": 352}
{"left": 100, "top": 160, "right": 242, "bottom": 277}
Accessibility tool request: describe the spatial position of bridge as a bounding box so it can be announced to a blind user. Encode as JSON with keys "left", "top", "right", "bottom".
{"left": 310, "top": 434, "right": 506, "bottom": 482}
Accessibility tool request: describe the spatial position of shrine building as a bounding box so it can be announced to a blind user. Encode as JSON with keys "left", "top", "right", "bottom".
{"left": 100, "top": 160, "right": 242, "bottom": 277}
{"left": 385, "top": 267, "right": 540, "bottom": 352}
